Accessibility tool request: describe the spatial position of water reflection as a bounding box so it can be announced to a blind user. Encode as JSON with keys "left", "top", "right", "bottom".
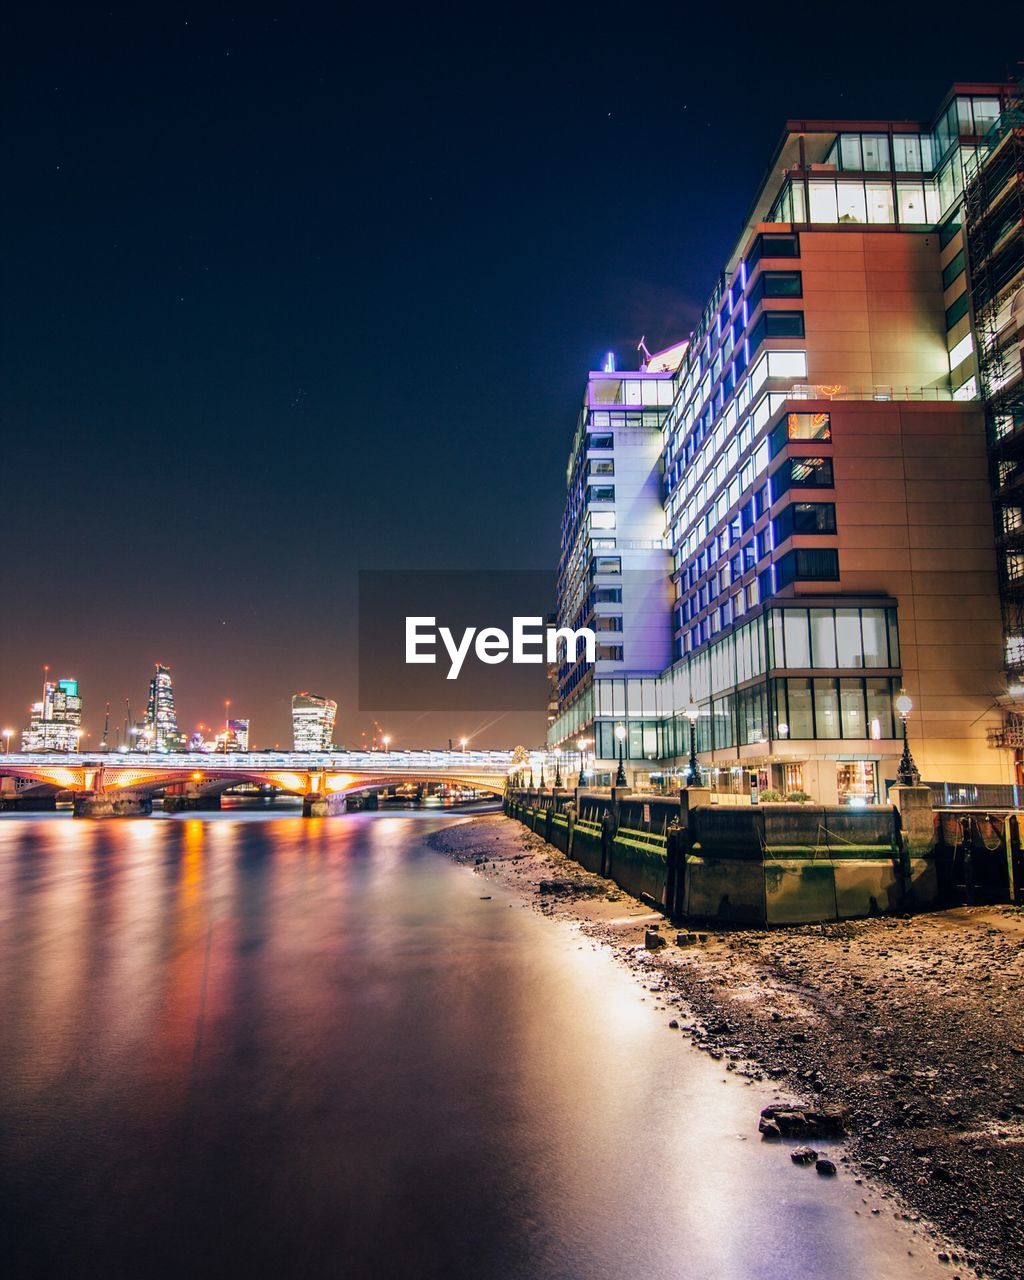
{"left": 0, "top": 812, "right": 942, "bottom": 1279}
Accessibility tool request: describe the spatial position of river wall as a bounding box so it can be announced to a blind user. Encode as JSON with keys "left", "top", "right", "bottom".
{"left": 504, "top": 787, "right": 946, "bottom": 926}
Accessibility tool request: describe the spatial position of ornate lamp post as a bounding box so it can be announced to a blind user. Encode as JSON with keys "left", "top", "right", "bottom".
{"left": 685, "top": 701, "right": 700, "bottom": 787}
{"left": 895, "top": 690, "right": 920, "bottom": 785}
{"left": 614, "top": 723, "right": 627, "bottom": 786}
{"left": 577, "top": 737, "right": 588, "bottom": 787}
{"left": 554, "top": 753, "right": 562, "bottom": 789}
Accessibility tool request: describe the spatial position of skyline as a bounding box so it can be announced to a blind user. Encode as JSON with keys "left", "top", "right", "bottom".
{"left": 0, "top": 10, "right": 1016, "bottom": 746}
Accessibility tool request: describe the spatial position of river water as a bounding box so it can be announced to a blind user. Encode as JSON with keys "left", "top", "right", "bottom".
{"left": 0, "top": 809, "right": 943, "bottom": 1279}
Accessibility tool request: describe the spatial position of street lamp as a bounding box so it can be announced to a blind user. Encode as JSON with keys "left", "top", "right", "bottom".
{"left": 2, "top": 729, "right": 11, "bottom": 754}
{"left": 895, "top": 690, "right": 920, "bottom": 785}
{"left": 382, "top": 734, "right": 391, "bottom": 753}
{"left": 460, "top": 736, "right": 468, "bottom": 753}
{"left": 614, "top": 723, "right": 627, "bottom": 786}
{"left": 554, "top": 752, "right": 562, "bottom": 788}
{"left": 577, "top": 737, "right": 588, "bottom": 787}
{"left": 685, "top": 701, "right": 700, "bottom": 787}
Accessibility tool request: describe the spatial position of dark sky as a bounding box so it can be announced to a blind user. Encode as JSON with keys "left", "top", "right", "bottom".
{"left": 0, "top": 7, "right": 1014, "bottom": 749}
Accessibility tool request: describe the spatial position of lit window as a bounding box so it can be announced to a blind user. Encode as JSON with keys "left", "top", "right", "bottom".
{"left": 948, "top": 333, "right": 974, "bottom": 370}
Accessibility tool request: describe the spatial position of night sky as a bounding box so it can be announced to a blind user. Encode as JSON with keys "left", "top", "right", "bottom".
{"left": 0, "top": 8, "right": 1014, "bottom": 749}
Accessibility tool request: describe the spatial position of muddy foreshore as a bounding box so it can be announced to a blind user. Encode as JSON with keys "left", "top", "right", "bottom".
{"left": 430, "top": 812, "right": 1024, "bottom": 1280}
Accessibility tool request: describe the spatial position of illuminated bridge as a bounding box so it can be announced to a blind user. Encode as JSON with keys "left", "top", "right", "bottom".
{"left": 0, "top": 750, "right": 525, "bottom": 817}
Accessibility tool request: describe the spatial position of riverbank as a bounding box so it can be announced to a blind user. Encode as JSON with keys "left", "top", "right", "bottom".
{"left": 431, "top": 812, "right": 1024, "bottom": 1280}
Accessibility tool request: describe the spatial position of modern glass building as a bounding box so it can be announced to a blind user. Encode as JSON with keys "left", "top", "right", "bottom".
{"left": 549, "top": 82, "right": 1020, "bottom": 803}
{"left": 144, "top": 663, "right": 183, "bottom": 753}
{"left": 22, "top": 677, "right": 82, "bottom": 752}
{"left": 291, "top": 692, "right": 337, "bottom": 752}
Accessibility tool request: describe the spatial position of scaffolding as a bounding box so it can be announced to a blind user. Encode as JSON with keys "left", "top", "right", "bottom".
{"left": 964, "top": 84, "right": 1024, "bottom": 676}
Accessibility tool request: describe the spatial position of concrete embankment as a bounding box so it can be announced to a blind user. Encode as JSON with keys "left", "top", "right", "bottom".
{"left": 505, "top": 784, "right": 945, "bottom": 926}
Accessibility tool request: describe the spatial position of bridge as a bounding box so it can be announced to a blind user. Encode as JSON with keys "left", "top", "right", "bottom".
{"left": 0, "top": 750, "right": 527, "bottom": 817}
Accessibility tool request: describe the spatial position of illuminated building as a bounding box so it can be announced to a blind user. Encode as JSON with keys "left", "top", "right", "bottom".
{"left": 550, "top": 82, "right": 1016, "bottom": 803}
{"left": 291, "top": 692, "right": 337, "bottom": 751}
{"left": 22, "top": 677, "right": 82, "bottom": 752}
{"left": 226, "top": 718, "right": 250, "bottom": 751}
{"left": 550, "top": 345, "right": 686, "bottom": 777}
{"left": 961, "top": 85, "right": 1024, "bottom": 766}
{"left": 144, "top": 663, "right": 184, "bottom": 752}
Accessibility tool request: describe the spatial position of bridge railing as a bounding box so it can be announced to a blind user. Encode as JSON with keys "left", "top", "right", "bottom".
{"left": 0, "top": 750, "right": 519, "bottom": 774}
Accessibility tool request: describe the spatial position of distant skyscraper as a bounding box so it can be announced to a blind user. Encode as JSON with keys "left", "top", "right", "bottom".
{"left": 144, "top": 664, "right": 182, "bottom": 752}
{"left": 226, "top": 718, "right": 250, "bottom": 752}
{"left": 22, "top": 676, "right": 82, "bottom": 751}
{"left": 291, "top": 693, "right": 336, "bottom": 751}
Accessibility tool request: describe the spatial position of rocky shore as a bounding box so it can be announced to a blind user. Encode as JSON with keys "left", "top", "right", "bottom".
{"left": 430, "top": 813, "right": 1024, "bottom": 1280}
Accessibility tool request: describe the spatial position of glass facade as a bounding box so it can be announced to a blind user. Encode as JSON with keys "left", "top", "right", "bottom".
{"left": 563, "top": 605, "right": 903, "bottom": 764}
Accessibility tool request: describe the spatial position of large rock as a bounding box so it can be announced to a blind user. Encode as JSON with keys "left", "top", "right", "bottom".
{"left": 759, "top": 1105, "right": 846, "bottom": 1139}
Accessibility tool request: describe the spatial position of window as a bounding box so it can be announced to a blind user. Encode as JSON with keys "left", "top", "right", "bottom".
{"left": 810, "top": 609, "right": 837, "bottom": 667}
{"left": 971, "top": 98, "right": 1000, "bottom": 137}
{"left": 773, "top": 502, "right": 837, "bottom": 542}
{"left": 939, "top": 211, "right": 961, "bottom": 249}
{"left": 866, "top": 678, "right": 896, "bottom": 739}
{"left": 747, "top": 232, "right": 800, "bottom": 270}
{"left": 866, "top": 182, "right": 895, "bottom": 224}
{"left": 590, "top": 510, "right": 615, "bottom": 529}
{"left": 860, "top": 608, "right": 889, "bottom": 667}
{"left": 593, "top": 586, "right": 622, "bottom": 603}
{"left": 587, "top": 433, "right": 613, "bottom": 450}
{"left": 942, "top": 250, "right": 966, "bottom": 289}
{"left": 588, "top": 458, "right": 615, "bottom": 475}
{"left": 783, "top": 610, "right": 810, "bottom": 667}
{"left": 861, "top": 135, "right": 890, "bottom": 171}
{"left": 809, "top": 181, "right": 839, "bottom": 223}
{"left": 840, "top": 678, "right": 867, "bottom": 737}
{"left": 593, "top": 556, "right": 621, "bottom": 575}
{"left": 594, "top": 615, "right": 622, "bottom": 633}
{"left": 897, "top": 182, "right": 930, "bottom": 224}
{"left": 893, "top": 134, "right": 923, "bottom": 171}
{"left": 713, "top": 695, "right": 735, "bottom": 749}
{"left": 835, "top": 608, "right": 862, "bottom": 667}
{"left": 748, "top": 310, "right": 805, "bottom": 353}
{"left": 774, "top": 457, "right": 834, "bottom": 496}
{"left": 948, "top": 332, "right": 973, "bottom": 372}
{"left": 786, "top": 678, "right": 815, "bottom": 738}
{"left": 839, "top": 134, "right": 862, "bottom": 169}
{"left": 775, "top": 548, "right": 840, "bottom": 586}
{"left": 946, "top": 292, "right": 969, "bottom": 329}
{"left": 814, "top": 678, "right": 841, "bottom": 739}
{"left": 588, "top": 484, "right": 615, "bottom": 502}
{"left": 766, "top": 311, "right": 804, "bottom": 337}
{"left": 770, "top": 411, "right": 831, "bottom": 455}
{"left": 837, "top": 183, "right": 867, "bottom": 223}
{"left": 885, "top": 611, "right": 901, "bottom": 670}
{"left": 748, "top": 271, "right": 802, "bottom": 307}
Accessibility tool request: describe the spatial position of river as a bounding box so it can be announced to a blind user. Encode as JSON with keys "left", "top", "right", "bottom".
{"left": 0, "top": 808, "right": 944, "bottom": 1278}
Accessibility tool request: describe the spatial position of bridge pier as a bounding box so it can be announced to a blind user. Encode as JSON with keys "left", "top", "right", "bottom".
{"left": 162, "top": 789, "right": 222, "bottom": 813}
{"left": 73, "top": 791, "right": 153, "bottom": 818}
{"left": 303, "top": 791, "right": 348, "bottom": 817}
